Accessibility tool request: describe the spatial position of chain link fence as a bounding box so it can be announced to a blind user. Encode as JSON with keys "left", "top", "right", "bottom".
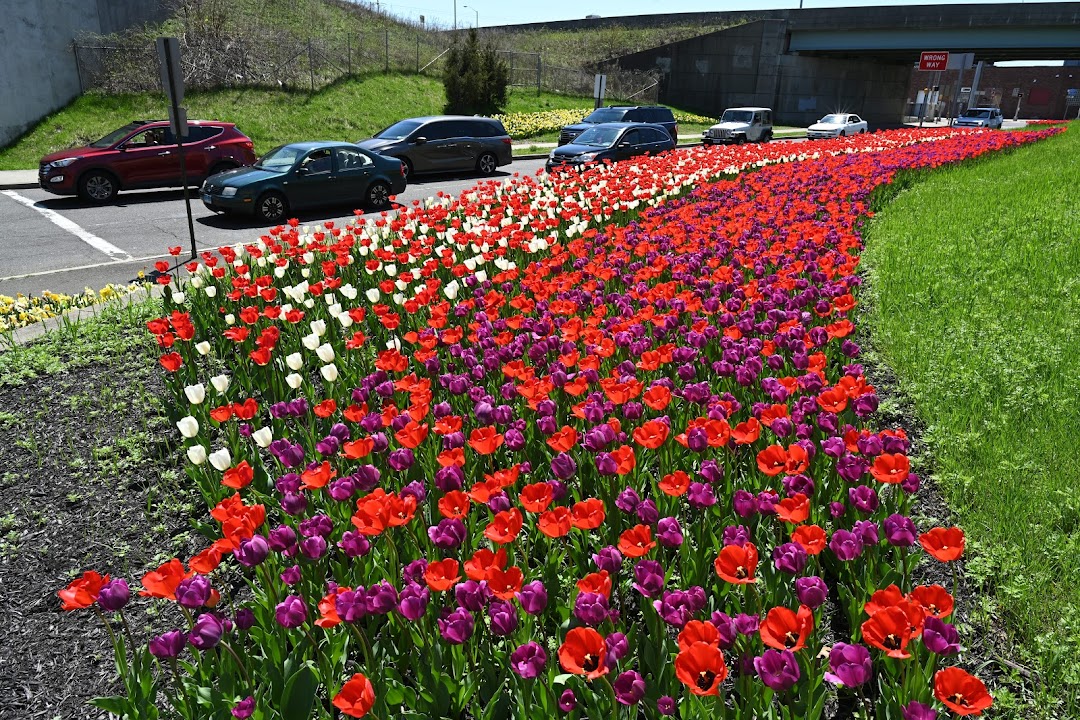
{"left": 72, "top": 31, "right": 660, "bottom": 102}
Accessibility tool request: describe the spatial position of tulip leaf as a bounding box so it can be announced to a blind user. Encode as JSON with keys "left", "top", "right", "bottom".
{"left": 553, "top": 673, "right": 574, "bottom": 686}
{"left": 282, "top": 665, "right": 318, "bottom": 720}
{"left": 90, "top": 696, "right": 134, "bottom": 716}
{"left": 385, "top": 685, "right": 405, "bottom": 705}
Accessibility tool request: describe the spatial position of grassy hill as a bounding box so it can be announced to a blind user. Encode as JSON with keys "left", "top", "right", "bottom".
{"left": 0, "top": 75, "right": 688, "bottom": 169}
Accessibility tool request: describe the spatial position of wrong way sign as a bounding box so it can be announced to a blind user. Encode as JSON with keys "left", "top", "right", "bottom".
{"left": 919, "top": 51, "right": 949, "bottom": 71}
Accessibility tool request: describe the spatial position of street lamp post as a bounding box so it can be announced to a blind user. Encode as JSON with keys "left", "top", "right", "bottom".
{"left": 454, "top": 0, "right": 457, "bottom": 30}
{"left": 463, "top": 4, "right": 478, "bottom": 27}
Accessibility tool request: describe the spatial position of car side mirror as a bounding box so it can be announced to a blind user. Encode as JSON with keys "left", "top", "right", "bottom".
{"left": 295, "top": 166, "right": 310, "bottom": 176}
{"left": 618, "top": 142, "right": 631, "bottom": 148}
{"left": 413, "top": 137, "right": 427, "bottom": 145}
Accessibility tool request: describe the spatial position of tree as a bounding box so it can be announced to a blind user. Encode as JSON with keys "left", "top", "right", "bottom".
{"left": 443, "top": 29, "right": 510, "bottom": 115}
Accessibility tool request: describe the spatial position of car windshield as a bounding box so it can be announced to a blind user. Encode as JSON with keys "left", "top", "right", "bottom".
{"left": 572, "top": 126, "right": 622, "bottom": 147}
{"left": 584, "top": 108, "right": 628, "bottom": 123}
{"left": 374, "top": 120, "right": 424, "bottom": 140}
{"left": 255, "top": 145, "right": 304, "bottom": 171}
{"left": 962, "top": 110, "right": 992, "bottom": 119}
{"left": 820, "top": 114, "right": 847, "bottom": 124}
{"left": 90, "top": 123, "right": 142, "bottom": 148}
{"left": 720, "top": 110, "right": 754, "bottom": 124}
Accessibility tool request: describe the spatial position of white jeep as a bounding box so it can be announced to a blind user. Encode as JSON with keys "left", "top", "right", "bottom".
{"left": 703, "top": 107, "right": 773, "bottom": 145}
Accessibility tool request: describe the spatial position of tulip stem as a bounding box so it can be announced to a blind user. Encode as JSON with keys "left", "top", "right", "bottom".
{"left": 220, "top": 640, "right": 252, "bottom": 687}
{"left": 117, "top": 610, "right": 138, "bottom": 655}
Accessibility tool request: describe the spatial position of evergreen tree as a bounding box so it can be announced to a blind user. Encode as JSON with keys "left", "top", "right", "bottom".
{"left": 443, "top": 29, "right": 510, "bottom": 115}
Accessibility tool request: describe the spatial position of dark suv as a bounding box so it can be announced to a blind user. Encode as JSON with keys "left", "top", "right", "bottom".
{"left": 356, "top": 116, "right": 512, "bottom": 180}
{"left": 559, "top": 106, "right": 678, "bottom": 146}
{"left": 38, "top": 120, "right": 256, "bottom": 203}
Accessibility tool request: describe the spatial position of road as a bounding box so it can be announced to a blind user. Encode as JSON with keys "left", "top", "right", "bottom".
{"left": 0, "top": 160, "right": 548, "bottom": 298}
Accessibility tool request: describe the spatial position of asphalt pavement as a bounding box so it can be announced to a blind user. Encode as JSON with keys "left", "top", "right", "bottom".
{"left": 0, "top": 161, "right": 547, "bottom": 298}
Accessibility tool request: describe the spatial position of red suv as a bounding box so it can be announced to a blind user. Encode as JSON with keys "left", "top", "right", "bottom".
{"left": 38, "top": 120, "right": 257, "bottom": 203}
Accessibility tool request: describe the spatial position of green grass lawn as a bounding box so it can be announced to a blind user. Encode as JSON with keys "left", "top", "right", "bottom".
{"left": 863, "top": 123, "right": 1080, "bottom": 711}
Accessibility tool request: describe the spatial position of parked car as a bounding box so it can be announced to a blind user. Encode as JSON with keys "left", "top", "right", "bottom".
{"left": 546, "top": 122, "right": 675, "bottom": 172}
{"left": 38, "top": 120, "right": 256, "bottom": 203}
{"left": 559, "top": 106, "right": 678, "bottom": 146}
{"left": 703, "top": 107, "right": 773, "bottom": 144}
{"left": 807, "top": 113, "right": 868, "bottom": 139}
{"left": 200, "top": 142, "right": 406, "bottom": 223}
{"left": 954, "top": 107, "right": 1003, "bottom": 129}
{"left": 355, "top": 116, "right": 511, "bottom": 180}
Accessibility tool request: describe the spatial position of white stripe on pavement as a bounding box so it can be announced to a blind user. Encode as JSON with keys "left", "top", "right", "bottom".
{"left": 1, "top": 190, "right": 134, "bottom": 262}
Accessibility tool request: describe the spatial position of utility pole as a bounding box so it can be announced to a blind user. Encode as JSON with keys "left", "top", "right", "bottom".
{"left": 967, "top": 60, "right": 985, "bottom": 110}
{"left": 454, "top": 0, "right": 457, "bottom": 30}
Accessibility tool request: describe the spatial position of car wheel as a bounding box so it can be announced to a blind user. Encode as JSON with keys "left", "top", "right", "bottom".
{"left": 476, "top": 152, "right": 498, "bottom": 176}
{"left": 762, "top": 131, "right": 773, "bottom": 143}
{"left": 366, "top": 180, "right": 391, "bottom": 210}
{"left": 397, "top": 157, "right": 413, "bottom": 181}
{"left": 208, "top": 161, "right": 237, "bottom": 177}
{"left": 735, "top": 136, "right": 745, "bottom": 145}
{"left": 255, "top": 191, "right": 288, "bottom": 223}
{"left": 840, "top": 130, "right": 847, "bottom": 137}
{"left": 78, "top": 171, "right": 118, "bottom": 203}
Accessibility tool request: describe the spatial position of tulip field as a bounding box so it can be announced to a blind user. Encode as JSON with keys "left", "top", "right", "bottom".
{"left": 54, "top": 125, "right": 1064, "bottom": 719}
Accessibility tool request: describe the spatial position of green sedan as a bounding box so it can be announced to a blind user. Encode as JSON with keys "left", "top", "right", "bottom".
{"left": 201, "top": 141, "right": 407, "bottom": 223}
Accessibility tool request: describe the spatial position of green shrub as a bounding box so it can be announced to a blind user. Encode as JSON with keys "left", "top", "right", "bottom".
{"left": 444, "top": 29, "right": 510, "bottom": 115}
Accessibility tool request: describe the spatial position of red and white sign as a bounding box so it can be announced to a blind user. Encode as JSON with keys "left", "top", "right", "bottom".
{"left": 919, "top": 51, "right": 949, "bottom": 71}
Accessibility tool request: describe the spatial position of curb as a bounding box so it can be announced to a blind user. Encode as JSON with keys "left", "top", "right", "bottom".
{"left": 0, "top": 179, "right": 39, "bottom": 190}
{"left": 5, "top": 284, "right": 162, "bottom": 347}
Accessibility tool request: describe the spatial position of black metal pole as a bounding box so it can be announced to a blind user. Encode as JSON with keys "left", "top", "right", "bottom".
{"left": 163, "top": 41, "right": 197, "bottom": 261}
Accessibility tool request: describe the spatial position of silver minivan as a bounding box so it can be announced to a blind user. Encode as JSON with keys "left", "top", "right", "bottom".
{"left": 356, "top": 116, "right": 512, "bottom": 180}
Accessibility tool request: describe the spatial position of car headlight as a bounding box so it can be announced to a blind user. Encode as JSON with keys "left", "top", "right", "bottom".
{"left": 574, "top": 153, "right": 598, "bottom": 162}
{"left": 49, "top": 157, "right": 80, "bottom": 168}
{"left": 549, "top": 151, "right": 557, "bottom": 159}
{"left": 221, "top": 187, "right": 238, "bottom": 198}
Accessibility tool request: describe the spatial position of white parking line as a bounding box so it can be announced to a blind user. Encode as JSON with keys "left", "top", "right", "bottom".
{"left": 1, "top": 190, "right": 134, "bottom": 261}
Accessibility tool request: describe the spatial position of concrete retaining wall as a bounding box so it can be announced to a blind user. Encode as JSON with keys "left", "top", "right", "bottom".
{"left": 0, "top": 0, "right": 169, "bottom": 149}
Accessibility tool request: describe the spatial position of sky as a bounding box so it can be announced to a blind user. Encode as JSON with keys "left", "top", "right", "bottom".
{"left": 364, "top": 0, "right": 1068, "bottom": 31}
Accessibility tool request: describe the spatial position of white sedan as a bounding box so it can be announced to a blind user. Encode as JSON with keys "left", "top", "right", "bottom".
{"left": 806, "top": 114, "right": 868, "bottom": 139}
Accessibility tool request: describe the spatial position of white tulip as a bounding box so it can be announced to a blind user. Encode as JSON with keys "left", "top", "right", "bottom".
{"left": 340, "top": 284, "right": 357, "bottom": 300}
{"left": 195, "top": 341, "right": 211, "bottom": 356}
{"left": 186, "top": 445, "right": 207, "bottom": 465}
{"left": 338, "top": 313, "right": 353, "bottom": 329}
{"left": 224, "top": 313, "right": 235, "bottom": 325}
{"left": 310, "top": 319, "right": 326, "bottom": 337}
{"left": 256, "top": 257, "right": 267, "bottom": 268}
{"left": 204, "top": 285, "right": 217, "bottom": 298}
{"left": 444, "top": 281, "right": 459, "bottom": 300}
{"left": 184, "top": 384, "right": 206, "bottom": 405}
{"left": 365, "top": 288, "right": 380, "bottom": 303}
{"left": 304, "top": 298, "right": 314, "bottom": 308}
{"left": 252, "top": 427, "right": 274, "bottom": 448}
{"left": 286, "top": 372, "right": 303, "bottom": 389}
{"left": 385, "top": 264, "right": 397, "bottom": 277}
{"left": 274, "top": 265, "right": 287, "bottom": 278}
{"left": 303, "top": 251, "right": 315, "bottom": 264}
{"left": 327, "top": 303, "right": 342, "bottom": 318}
{"left": 286, "top": 352, "right": 303, "bottom": 371}
{"left": 208, "top": 447, "right": 232, "bottom": 471}
{"left": 301, "top": 268, "right": 310, "bottom": 278}
{"left": 320, "top": 363, "right": 339, "bottom": 382}
{"left": 302, "top": 333, "right": 320, "bottom": 350}
{"left": 190, "top": 276, "right": 204, "bottom": 289}
{"left": 210, "top": 374, "right": 230, "bottom": 394}
{"left": 475, "top": 270, "right": 488, "bottom": 284}
{"left": 176, "top": 416, "right": 200, "bottom": 438}
{"left": 316, "top": 343, "right": 335, "bottom": 363}
{"left": 171, "top": 290, "right": 185, "bottom": 304}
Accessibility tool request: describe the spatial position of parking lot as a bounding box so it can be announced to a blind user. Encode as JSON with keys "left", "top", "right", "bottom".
{"left": 0, "top": 160, "right": 547, "bottom": 298}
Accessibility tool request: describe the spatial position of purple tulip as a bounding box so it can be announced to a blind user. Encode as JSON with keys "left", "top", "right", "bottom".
{"left": 559, "top": 689, "right": 577, "bottom": 713}
{"left": 632, "top": 559, "right": 665, "bottom": 598}
{"left": 428, "top": 518, "right": 467, "bottom": 549}
{"left": 299, "top": 535, "right": 327, "bottom": 560}
{"left": 616, "top": 487, "right": 641, "bottom": 513}
{"left": 754, "top": 649, "right": 800, "bottom": 692}
{"left": 280, "top": 565, "right": 301, "bottom": 585}
{"left": 275, "top": 595, "right": 307, "bottom": 628}
{"left": 830, "top": 529, "right": 864, "bottom": 561}
{"left": 825, "top": 642, "right": 872, "bottom": 687}
{"left": 233, "top": 535, "right": 269, "bottom": 568}
{"left": 175, "top": 576, "right": 212, "bottom": 609}
{"left": 773, "top": 542, "right": 808, "bottom": 575}
{"left": 189, "top": 613, "right": 224, "bottom": 651}
{"left": 853, "top": 519, "right": 880, "bottom": 547}
{"left": 605, "top": 632, "right": 630, "bottom": 665}
{"left": 338, "top": 530, "right": 371, "bottom": 558}
{"left": 97, "top": 578, "right": 130, "bottom": 612}
{"left": 883, "top": 514, "right": 918, "bottom": 547}
{"left": 516, "top": 580, "right": 548, "bottom": 615}
{"left": 922, "top": 616, "right": 962, "bottom": 655}
{"left": 722, "top": 524, "right": 751, "bottom": 547}
{"left": 613, "top": 670, "right": 646, "bottom": 705}
{"left": 551, "top": 453, "right": 577, "bottom": 480}
{"left": 902, "top": 701, "right": 939, "bottom": 720}
{"left": 231, "top": 696, "right": 255, "bottom": 719}
{"left": 656, "top": 517, "right": 684, "bottom": 547}
{"left": 734, "top": 613, "right": 761, "bottom": 635}
{"left": 488, "top": 600, "right": 518, "bottom": 636}
{"left": 234, "top": 608, "right": 255, "bottom": 631}
{"left": 637, "top": 498, "right": 659, "bottom": 525}
{"left": 592, "top": 546, "right": 623, "bottom": 574}
{"left": 657, "top": 696, "right": 676, "bottom": 716}
{"left": 687, "top": 482, "right": 717, "bottom": 509}
{"left": 398, "top": 582, "right": 430, "bottom": 621}
{"left": 267, "top": 525, "right": 297, "bottom": 552}
{"left": 456, "top": 580, "right": 491, "bottom": 612}
{"left": 795, "top": 576, "right": 829, "bottom": 610}
{"left": 365, "top": 581, "right": 398, "bottom": 615}
{"left": 437, "top": 607, "right": 474, "bottom": 644}
{"left": 574, "top": 592, "right": 611, "bottom": 626}
{"left": 149, "top": 629, "right": 187, "bottom": 658}
{"left": 510, "top": 642, "right": 547, "bottom": 679}
{"left": 733, "top": 489, "right": 757, "bottom": 517}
